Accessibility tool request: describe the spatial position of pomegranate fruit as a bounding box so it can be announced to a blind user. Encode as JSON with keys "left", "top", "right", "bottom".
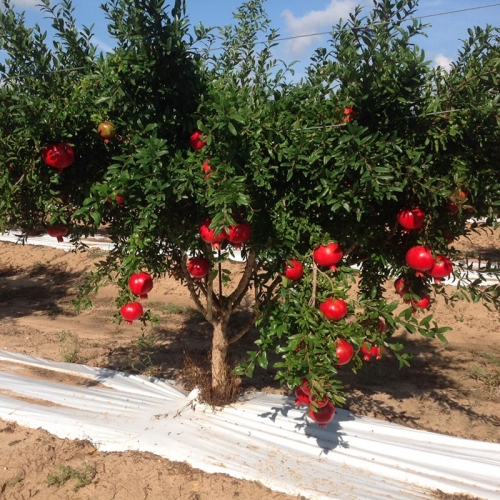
{"left": 405, "top": 245, "right": 434, "bottom": 275}
{"left": 120, "top": 301, "right": 143, "bottom": 324}
{"left": 394, "top": 277, "right": 409, "bottom": 297}
{"left": 447, "top": 189, "right": 468, "bottom": 213}
{"left": 300, "top": 380, "right": 328, "bottom": 408}
{"left": 397, "top": 207, "right": 425, "bottom": 231}
{"left": 97, "top": 121, "right": 116, "bottom": 140}
{"left": 308, "top": 402, "right": 336, "bottom": 427}
{"left": 202, "top": 160, "right": 211, "bottom": 173}
{"left": 228, "top": 222, "right": 251, "bottom": 248}
{"left": 190, "top": 130, "right": 205, "bottom": 151}
{"left": 361, "top": 342, "right": 383, "bottom": 361}
{"left": 342, "top": 106, "right": 355, "bottom": 123}
{"left": 294, "top": 386, "right": 310, "bottom": 407}
{"left": 427, "top": 255, "right": 453, "bottom": 283}
{"left": 41, "top": 142, "right": 74, "bottom": 174}
{"left": 199, "top": 219, "right": 227, "bottom": 248}
{"left": 284, "top": 258, "right": 303, "bottom": 281}
{"left": 313, "top": 242, "right": 343, "bottom": 270}
{"left": 47, "top": 224, "right": 68, "bottom": 243}
{"left": 414, "top": 293, "right": 431, "bottom": 311}
{"left": 335, "top": 338, "right": 354, "bottom": 365}
{"left": 319, "top": 298, "right": 348, "bottom": 321}
{"left": 187, "top": 257, "right": 210, "bottom": 279}
{"left": 128, "top": 272, "right": 153, "bottom": 299}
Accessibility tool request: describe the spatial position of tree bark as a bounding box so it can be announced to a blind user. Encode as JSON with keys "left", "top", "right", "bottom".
{"left": 211, "top": 317, "right": 230, "bottom": 389}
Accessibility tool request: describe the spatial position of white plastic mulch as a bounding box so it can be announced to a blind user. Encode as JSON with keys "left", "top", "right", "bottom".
{"left": 1, "top": 230, "right": 500, "bottom": 498}
{"left": 0, "top": 350, "right": 499, "bottom": 500}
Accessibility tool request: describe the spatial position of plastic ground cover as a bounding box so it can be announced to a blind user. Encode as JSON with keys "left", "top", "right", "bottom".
{"left": 1, "top": 230, "right": 499, "bottom": 285}
{"left": 0, "top": 350, "right": 499, "bottom": 500}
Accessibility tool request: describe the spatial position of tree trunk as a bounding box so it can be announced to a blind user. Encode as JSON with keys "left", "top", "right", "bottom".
{"left": 211, "top": 318, "right": 230, "bottom": 390}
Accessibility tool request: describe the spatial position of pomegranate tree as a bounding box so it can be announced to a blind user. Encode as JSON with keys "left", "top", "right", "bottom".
{"left": 1, "top": 0, "right": 499, "bottom": 414}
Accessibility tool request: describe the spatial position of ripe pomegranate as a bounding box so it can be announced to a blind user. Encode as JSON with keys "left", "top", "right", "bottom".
{"left": 342, "top": 106, "right": 355, "bottom": 123}
{"left": 308, "top": 402, "right": 335, "bottom": 427}
{"left": 361, "top": 342, "right": 383, "bottom": 361}
{"left": 414, "top": 293, "right": 431, "bottom": 311}
{"left": 115, "top": 194, "right": 124, "bottom": 206}
{"left": 300, "top": 380, "right": 328, "bottom": 408}
{"left": 335, "top": 338, "right": 354, "bottom": 365}
{"left": 187, "top": 257, "right": 210, "bottom": 279}
{"left": 47, "top": 224, "right": 68, "bottom": 243}
{"left": 319, "top": 298, "right": 348, "bottom": 321}
{"left": 199, "top": 219, "right": 227, "bottom": 248}
{"left": 301, "top": 379, "right": 311, "bottom": 396}
{"left": 397, "top": 208, "right": 425, "bottom": 231}
{"left": 427, "top": 255, "right": 453, "bottom": 283}
{"left": 405, "top": 245, "right": 434, "bottom": 276}
{"left": 394, "top": 277, "right": 409, "bottom": 297}
{"left": 313, "top": 242, "right": 343, "bottom": 270}
{"left": 41, "top": 142, "right": 74, "bottom": 174}
{"left": 97, "top": 121, "right": 116, "bottom": 141}
{"left": 228, "top": 222, "right": 251, "bottom": 248}
{"left": 190, "top": 130, "right": 206, "bottom": 151}
{"left": 294, "top": 386, "right": 310, "bottom": 407}
{"left": 284, "top": 259, "right": 303, "bottom": 281}
{"left": 128, "top": 272, "right": 153, "bottom": 299}
{"left": 447, "top": 189, "right": 468, "bottom": 213}
{"left": 120, "top": 301, "right": 143, "bottom": 324}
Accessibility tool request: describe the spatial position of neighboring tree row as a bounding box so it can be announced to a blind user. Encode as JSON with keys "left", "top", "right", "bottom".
{"left": 1, "top": 0, "right": 499, "bottom": 423}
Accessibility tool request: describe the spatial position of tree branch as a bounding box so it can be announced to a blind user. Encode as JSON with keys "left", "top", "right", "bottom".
{"left": 229, "top": 251, "right": 256, "bottom": 307}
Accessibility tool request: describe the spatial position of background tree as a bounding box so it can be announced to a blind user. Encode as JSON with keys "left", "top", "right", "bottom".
{"left": 1, "top": 0, "right": 499, "bottom": 415}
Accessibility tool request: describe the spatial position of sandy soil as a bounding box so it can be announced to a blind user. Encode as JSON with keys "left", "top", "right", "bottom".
{"left": 0, "top": 227, "right": 499, "bottom": 499}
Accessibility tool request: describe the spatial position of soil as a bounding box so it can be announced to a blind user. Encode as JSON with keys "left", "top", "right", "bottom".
{"left": 0, "top": 226, "right": 499, "bottom": 499}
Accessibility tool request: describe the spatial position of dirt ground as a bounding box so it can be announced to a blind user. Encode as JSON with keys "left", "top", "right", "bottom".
{"left": 0, "top": 226, "right": 499, "bottom": 499}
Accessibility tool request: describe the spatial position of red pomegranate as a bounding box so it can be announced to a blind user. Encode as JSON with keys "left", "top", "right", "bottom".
{"left": 187, "top": 257, "right": 210, "bottom": 279}
{"left": 414, "top": 293, "right": 431, "bottom": 311}
{"left": 361, "top": 342, "right": 383, "bottom": 361}
{"left": 41, "top": 142, "right": 75, "bottom": 174}
{"left": 47, "top": 224, "right": 68, "bottom": 242}
{"left": 300, "top": 380, "right": 328, "bottom": 408}
{"left": 199, "top": 219, "right": 227, "bottom": 248}
{"left": 294, "top": 386, "right": 310, "bottom": 407}
{"left": 313, "top": 242, "right": 343, "bottom": 270}
{"left": 405, "top": 245, "right": 434, "bottom": 276}
{"left": 394, "top": 277, "right": 409, "bottom": 297}
{"left": 228, "top": 222, "right": 251, "bottom": 248}
{"left": 128, "top": 272, "right": 153, "bottom": 299}
{"left": 308, "top": 402, "right": 336, "bottom": 427}
{"left": 319, "top": 298, "right": 348, "bottom": 321}
{"left": 335, "top": 338, "right": 354, "bottom": 366}
{"left": 397, "top": 208, "right": 425, "bottom": 231}
{"left": 447, "top": 189, "right": 468, "bottom": 214}
{"left": 342, "top": 106, "right": 355, "bottom": 123}
{"left": 284, "top": 259, "right": 303, "bottom": 281}
{"left": 427, "top": 255, "right": 453, "bottom": 283}
{"left": 120, "top": 301, "right": 143, "bottom": 324}
{"left": 190, "top": 130, "right": 206, "bottom": 151}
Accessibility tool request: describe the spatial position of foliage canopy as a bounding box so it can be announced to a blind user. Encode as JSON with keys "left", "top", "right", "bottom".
{"left": 1, "top": 0, "right": 499, "bottom": 407}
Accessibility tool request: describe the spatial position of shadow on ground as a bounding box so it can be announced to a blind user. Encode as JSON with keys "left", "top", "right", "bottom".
{"left": 0, "top": 261, "right": 83, "bottom": 320}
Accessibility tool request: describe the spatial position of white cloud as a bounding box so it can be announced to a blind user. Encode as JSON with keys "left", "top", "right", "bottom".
{"left": 280, "top": 0, "right": 366, "bottom": 57}
{"left": 434, "top": 53, "right": 452, "bottom": 71}
{"left": 8, "top": 0, "right": 39, "bottom": 7}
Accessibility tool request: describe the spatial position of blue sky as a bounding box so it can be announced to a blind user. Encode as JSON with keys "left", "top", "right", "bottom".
{"left": 5, "top": 0, "right": 500, "bottom": 76}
